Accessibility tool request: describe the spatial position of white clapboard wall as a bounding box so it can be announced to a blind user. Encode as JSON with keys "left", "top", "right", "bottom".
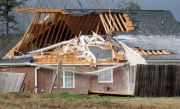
{"left": 0, "top": 72, "right": 26, "bottom": 93}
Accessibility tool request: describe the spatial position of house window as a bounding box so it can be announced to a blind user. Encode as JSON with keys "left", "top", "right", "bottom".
{"left": 98, "top": 66, "right": 113, "bottom": 83}
{"left": 61, "top": 71, "right": 75, "bottom": 88}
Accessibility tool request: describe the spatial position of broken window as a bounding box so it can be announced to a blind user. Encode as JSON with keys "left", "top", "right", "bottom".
{"left": 98, "top": 66, "right": 113, "bottom": 83}
{"left": 61, "top": 71, "right": 75, "bottom": 88}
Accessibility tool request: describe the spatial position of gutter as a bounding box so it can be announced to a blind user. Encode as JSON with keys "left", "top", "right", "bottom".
{"left": 0, "top": 62, "right": 128, "bottom": 75}
{"left": 0, "top": 62, "right": 120, "bottom": 66}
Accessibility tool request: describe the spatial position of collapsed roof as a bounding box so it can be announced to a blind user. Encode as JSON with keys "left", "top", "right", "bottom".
{"left": 1, "top": 9, "right": 180, "bottom": 64}
{"left": 30, "top": 33, "right": 125, "bottom": 64}
{"left": 5, "top": 8, "right": 134, "bottom": 57}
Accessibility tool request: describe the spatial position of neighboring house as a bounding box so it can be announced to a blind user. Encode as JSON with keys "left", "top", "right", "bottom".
{"left": 0, "top": 9, "right": 180, "bottom": 96}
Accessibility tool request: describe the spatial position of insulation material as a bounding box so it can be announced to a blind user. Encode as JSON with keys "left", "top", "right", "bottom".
{"left": 0, "top": 72, "right": 26, "bottom": 93}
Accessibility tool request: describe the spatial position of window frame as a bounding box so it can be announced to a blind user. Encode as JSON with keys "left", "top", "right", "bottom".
{"left": 61, "top": 71, "right": 75, "bottom": 88}
{"left": 98, "top": 66, "right": 113, "bottom": 83}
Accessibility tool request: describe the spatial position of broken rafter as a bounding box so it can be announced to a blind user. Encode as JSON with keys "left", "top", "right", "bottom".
{"left": 114, "top": 14, "right": 124, "bottom": 31}
{"left": 99, "top": 14, "right": 110, "bottom": 34}
{"left": 109, "top": 13, "right": 119, "bottom": 31}
{"left": 5, "top": 13, "right": 40, "bottom": 57}
{"left": 133, "top": 48, "right": 172, "bottom": 56}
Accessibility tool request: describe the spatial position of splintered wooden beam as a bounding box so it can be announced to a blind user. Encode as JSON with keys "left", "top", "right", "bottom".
{"left": 114, "top": 14, "right": 124, "bottom": 31}
{"left": 140, "top": 50, "right": 148, "bottom": 55}
{"left": 58, "top": 15, "right": 70, "bottom": 42}
{"left": 81, "top": 15, "right": 90, "bottom": 35}
{"left": 96, "top": 21, "right": 101, "bottom": 33}
{"left": 5, "top": 13, "right": 40, "bottom": 57}
{"left": 64, "top": 16, "right": 76, "bottom": 41}
{"left": 49, "top": 13, "right": 60, "bottom": 44}
{"left": 162, "top": 50, "right": 172, "bottom": 55}
{"left": 151, "top": 50, "right": 158, "bottom": 55}
{"left": 72, "top": 15, "right": 86, "bottom": 37}
{"left": 104, "top": 13, "right": 115, "bottom": 31}
{"left": 54, "top": 15, "right": 66, "bottom": 43}
{"left": 118, "top": 14, "right": 127, "bottom": 31}
{"left": 16, "top": 8, "right": 68, "bottom": 14}
{"left": 69, "top": 16, "right": 80, "bottom": 39}
{"left": 146, "top": 51, "right": 153, "bottom": 55}
{"left": 39, "top": 13, "right": 51, "bottom": 48}
{"left": 91, "top": 15, "right": 99, "bottom": 33}
{"left": 30, "top": 13, "right": 41, "bottom": 50}
{"left": 109, "top": 13, "right": 119, "bottom": 31}
{"left": 85, "top": 14, "right": 96, "bottom": 34}
{"left": 123, "top": 13, "right": 134, "bottom": 31}
{"left": 99, "top": 14, "right": 110, "bottom": 34}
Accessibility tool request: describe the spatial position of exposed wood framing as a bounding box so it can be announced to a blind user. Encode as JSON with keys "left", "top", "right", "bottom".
{"left": 133, "top": 48, "right": 172, "bottom": 56}
{"left": 5, "top": 13, "right": 40, "bottom": 57}
{"left": 54, "top": 14, "right": 66, "bottom": 43}
{"left": 5, "top": 11, "right": 134, "bottom": 57}
{"left": 58, "top": 15, "right": 70, "bottom": 42}
{"left": 49, "top": 13, "right": 60, "bottom": 44}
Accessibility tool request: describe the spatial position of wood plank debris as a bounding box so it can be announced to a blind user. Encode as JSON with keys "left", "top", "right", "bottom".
{"left": 30, "top": 33, "right": 125, "bottom": 64}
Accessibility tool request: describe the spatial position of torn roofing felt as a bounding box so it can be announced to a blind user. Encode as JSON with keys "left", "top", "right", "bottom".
{"left": 112, "top": 10, "right": 180, "bottom": 60}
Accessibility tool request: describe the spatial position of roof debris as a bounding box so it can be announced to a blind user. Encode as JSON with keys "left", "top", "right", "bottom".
{"left": 133, "top": 47, "right": 172, "bottom": 56}
{"left": 31, "top": 33, "right": 125, "bottom": 65}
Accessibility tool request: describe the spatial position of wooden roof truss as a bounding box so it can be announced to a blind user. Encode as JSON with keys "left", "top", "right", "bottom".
{"left": 133, "top": 48, "right": 172, "bottom": 56}
{"left": 5, "top": 9, "right": 134, "bottom": 57}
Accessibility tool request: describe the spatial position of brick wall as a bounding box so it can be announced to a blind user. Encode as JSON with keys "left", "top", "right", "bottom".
{"left": 0, "top": 65, "right": 132, "bottom": 95}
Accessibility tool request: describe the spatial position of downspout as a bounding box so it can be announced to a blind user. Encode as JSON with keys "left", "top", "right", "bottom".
{"left": 34, "top": 67, "right": 40, "bottom": 93}
{"left": 127, "top": 66, "right": 130, "bottom": 94}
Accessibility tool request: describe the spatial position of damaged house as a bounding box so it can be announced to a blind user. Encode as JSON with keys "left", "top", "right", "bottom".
{"left": 0, "top": 9, "right": 180, "bottom": 96}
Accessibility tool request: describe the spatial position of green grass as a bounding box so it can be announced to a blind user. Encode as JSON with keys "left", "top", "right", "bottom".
{"left": 0, "top": 93, "right": 180, "bottom": 109}
{"left": 0, "top": 96, "right": 7, "bottom": 101}
{"left": 40, "top": 92, "right": 91, "bottom": 100}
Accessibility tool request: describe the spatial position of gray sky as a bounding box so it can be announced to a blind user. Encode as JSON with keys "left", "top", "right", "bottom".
{"left": 138, "top": 0, "right": 180, "bottom": 22}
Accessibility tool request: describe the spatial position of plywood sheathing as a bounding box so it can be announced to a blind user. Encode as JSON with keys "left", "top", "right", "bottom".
{"left": 5, "top": 9, "right": 134, "bottom": 57}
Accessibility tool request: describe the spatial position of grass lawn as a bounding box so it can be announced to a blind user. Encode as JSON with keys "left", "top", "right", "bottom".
{"left": 0, "top": 92, "right": 180, "bottom": 109}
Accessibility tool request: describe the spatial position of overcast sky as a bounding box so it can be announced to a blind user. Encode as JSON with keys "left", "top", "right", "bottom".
{"left": 138, "top": 0, "right": 180, "bottom": 22}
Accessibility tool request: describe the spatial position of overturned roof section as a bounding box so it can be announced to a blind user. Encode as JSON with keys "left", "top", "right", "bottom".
{"left": 113, "top": 10, "right": 180, "bottom": 60}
